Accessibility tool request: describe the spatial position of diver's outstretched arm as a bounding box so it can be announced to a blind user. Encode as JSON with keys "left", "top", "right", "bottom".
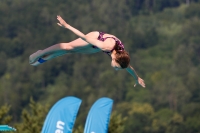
{"left": 57, "top": 15, "right": 107, "bottom": 50}
{"left": 57, "top": 15, "right": 85, "bottom": 39}
{"left": 126, "top": 65, "right": 145, "bottom": 88}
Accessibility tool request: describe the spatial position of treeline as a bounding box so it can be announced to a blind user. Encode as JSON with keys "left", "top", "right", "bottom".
{"left": 0, "top": 0, "right": 200, "bottom": 132}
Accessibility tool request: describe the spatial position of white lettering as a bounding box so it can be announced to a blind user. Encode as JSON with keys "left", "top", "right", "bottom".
{"left": 56, "top": 121, "right": 65, "bottom": 130}
{"left": 55, "top": 121, "right": 65, "bottom": 133}
{"left": 55, "top": 129, "right": 63, "bottom": 133}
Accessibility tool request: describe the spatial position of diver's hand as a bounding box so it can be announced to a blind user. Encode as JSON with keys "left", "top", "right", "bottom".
{"left": 134, "top": 77, "right": 145, "bottom": 88}
{"left": 57, "top": 15, "right": 69, "bottom": 28}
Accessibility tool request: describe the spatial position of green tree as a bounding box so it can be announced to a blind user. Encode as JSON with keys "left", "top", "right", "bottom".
{"left": 0, "top": 104, "right": 12, "bottom": 124}
{"left": 15, "top": 98, "right": 49, "bottom": 133}
{"left": 149, "top": 109, "right": 184, "bottom": 133}
{"left": 108, "top": 111, "right": 127, "bottom": 133}
{"left": 73, "top": 111, "right": 126, "bottom": 133}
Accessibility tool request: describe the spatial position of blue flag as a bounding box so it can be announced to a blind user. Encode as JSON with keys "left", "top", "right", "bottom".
{"left": 41, "top": 96, "right": 82, "bottom": 133}
{"left": 84, "top": 97, "right": 113, "bottom": 133}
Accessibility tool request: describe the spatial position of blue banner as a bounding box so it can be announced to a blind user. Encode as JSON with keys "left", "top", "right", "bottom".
{"left": 41, "top": 96, "right": 82, "bottom": 133}
{"left": 84, "top": 97, "right": 113, "bottom": 133}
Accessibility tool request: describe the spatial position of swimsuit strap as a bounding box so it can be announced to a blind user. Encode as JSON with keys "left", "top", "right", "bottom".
{"left": 97, "top": 32, "right": 105, "bottom": 41}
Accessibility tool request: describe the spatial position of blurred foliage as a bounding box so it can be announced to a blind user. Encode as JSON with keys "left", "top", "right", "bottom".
{"left": 15, "top": 98, "right": 49, "bottom": 133}
{"left": 0, "top": 104, "right": 12, "bottom": 124}
{"left": 108, "top": 111, "right": 127, "bottom": 133}
{"left": 0, "top": 0, "right": 200, "bottom": 132}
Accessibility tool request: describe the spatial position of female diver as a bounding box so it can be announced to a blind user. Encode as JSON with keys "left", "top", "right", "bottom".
{"left": 29, "top": 15, "right": 145, "bottom": 88}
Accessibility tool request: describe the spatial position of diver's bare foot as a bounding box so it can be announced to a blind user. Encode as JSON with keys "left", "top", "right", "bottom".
{"left": 29, "top": 50, "right": 42, "bottom": 64}
{"left": 30, "top": 61, "right": 41, "bottom": 66}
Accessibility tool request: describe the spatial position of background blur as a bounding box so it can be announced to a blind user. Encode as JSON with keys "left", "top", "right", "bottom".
{"left": 0, "top": 0, "right": 200, "bottom": 133}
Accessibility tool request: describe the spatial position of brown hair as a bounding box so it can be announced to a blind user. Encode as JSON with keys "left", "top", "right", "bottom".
{"left": 115, "top": 50, "right": 130, "bottom": 68}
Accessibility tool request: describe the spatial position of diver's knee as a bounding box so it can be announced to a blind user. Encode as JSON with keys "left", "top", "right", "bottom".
{"left": 58, "top": 43, "right": 74, "bottom": 50}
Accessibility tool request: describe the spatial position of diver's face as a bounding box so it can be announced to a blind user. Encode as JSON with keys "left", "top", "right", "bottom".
{"left": 111, "top": 52, "right": 122, "bottom": 71}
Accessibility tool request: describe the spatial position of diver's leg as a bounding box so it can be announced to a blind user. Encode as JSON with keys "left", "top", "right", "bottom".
{"left": 29, "top": 38, "right": 90, "bottom": 64}
{"left": 29, "top": 31, "right": 100, "bottom": 64}
{"left": 30, "top": 51, "right": 67, "bottom": 66}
